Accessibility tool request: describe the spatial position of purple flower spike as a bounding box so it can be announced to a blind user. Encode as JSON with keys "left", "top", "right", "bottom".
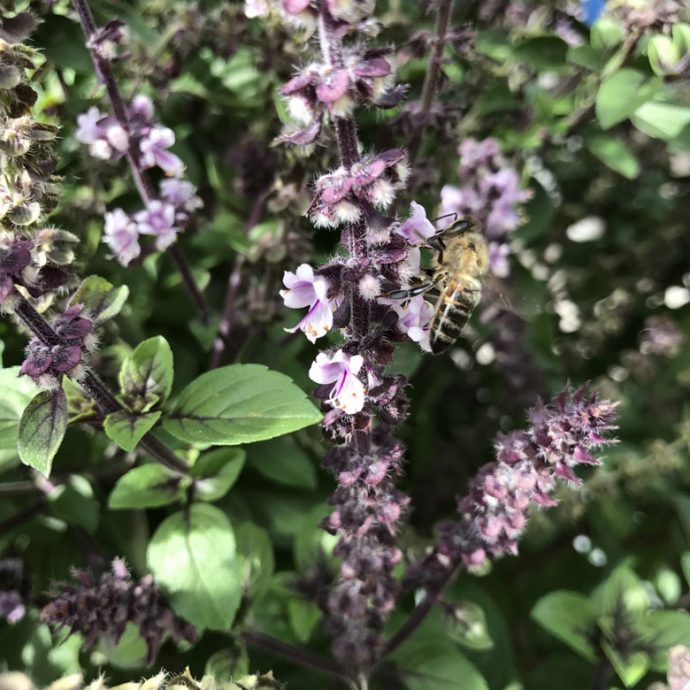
{"left": 42, "top": 558, "right": 196, "bottom": 664}
{"left": 407, "top": 387, "right": 618, "bottom": 590}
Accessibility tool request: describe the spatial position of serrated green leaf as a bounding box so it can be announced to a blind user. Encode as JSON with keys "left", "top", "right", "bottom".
{"left": 147, "top": 504, "right": 241, "bottom": 631}
{"left": 69, "top": 275, "right": 129, "bottom": 324}
{"left": 595, "top": 70, "right": 661, "bottom": 129}
{"left": 586, "top": 135, "right": 640, "bottom": 179}
{"left": 0, "top": 367, "right": 38, "bottom": 472}
{"left": 531, "top": 591, "right": 597, "bottom": 662}
{"left": 191, "top": 447, "right": 246, "bottom": 502}
{"left": 18, "top": 389, "right": 68, "bottom": 477}
{"left": 104, "top": 410, "right": 162, "bottom": 452}
{"left": 108, "top": 463, "right": 183, "bottom": 509}
{"left": 119, "top": 336, "right": 174, "bottom": 411}
{"left": 394, "top": 640, "right": 489, "bottom": 690}
{"left": 163, "top": 364, "right": 321, "bottom": 446}
{"left": 248, "top": 437, "right": 317, "bottom": 488}
{"left": 632, "top": 102, "right": 690, "bottom": 140}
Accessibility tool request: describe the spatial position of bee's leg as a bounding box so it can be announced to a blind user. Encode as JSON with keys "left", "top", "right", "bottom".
{"left": 383, "top": 274, "right": 444, "bottom": 300}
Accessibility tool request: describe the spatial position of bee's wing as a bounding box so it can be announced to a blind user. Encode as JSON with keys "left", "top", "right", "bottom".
{"left": 482, "top": 275, "right": 541, "bottom": 323}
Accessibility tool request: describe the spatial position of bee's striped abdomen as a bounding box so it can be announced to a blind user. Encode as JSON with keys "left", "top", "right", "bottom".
{"left": 429, "top": 278, "right": 481, "bottom": 355}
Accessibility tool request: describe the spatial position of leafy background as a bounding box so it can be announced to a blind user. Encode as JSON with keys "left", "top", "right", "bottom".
{"left": 1, "top": 0, "right": 690, "bottom": 689}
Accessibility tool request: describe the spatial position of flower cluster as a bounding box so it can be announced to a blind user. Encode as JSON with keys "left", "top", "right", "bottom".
{"left": 279, "top": 0, "right": 377, "bottom": 32}
{"left": 407, "top": 386, "right": 618, "bottom": 590}
{"left": 76, "top": 94, "right": 202, "bottom": 265}
{"left": 278, "top": 50, "right": 401, "bottom": 145}
{"left": 441, "top": 137, "right": 530, "bottom": 277}
{"left": 0, "top": 558, "right": 31, "bottom": 625}
{"left": 0, "top": 12, "right": 80, "bottom": 313}
{"left": 20, "top": 304, "right": 95, "bottom": 387}
{"left": 308, "top": 149, "right": 409, "bottom": 228}
{"left": 76, "top": 95, "right": 183, "bottom": 175}
{"left": 41, "top": 558, "right": 196, "bottom": 664}
{"left": 103, "top": 179, "right": 202, "bottom": 265}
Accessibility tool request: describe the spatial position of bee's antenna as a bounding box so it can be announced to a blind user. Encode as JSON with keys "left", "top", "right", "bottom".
{"left": 431, "top": 211, "right": 457, "bottom": 224}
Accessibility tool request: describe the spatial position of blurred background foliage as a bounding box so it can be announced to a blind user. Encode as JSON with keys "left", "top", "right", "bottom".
{"left": 1, "top": 0, "right": 690, "bottom": 688}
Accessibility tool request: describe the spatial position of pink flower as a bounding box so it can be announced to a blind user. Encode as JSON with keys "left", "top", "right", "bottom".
{"left": 391, "top": 295, "right": 434, "bottom": 352}
{"left": 139, "top": 126, "right": 184, "bottom": 177}
{"left": 488, "top": 242, "right": 510, "bottom": 278}
{"left": 135, "top": 200, "right": 178, "bottom": 251}
{"left": 103, "top": 209, "right": 141, "bottom": 266}
{"left": 394, "top": 201, "right": 437, "bottom": 245}
{"left": 309, "top": 350, "right": 366, "bottom": 415}
{"left": 280, "top": 264, "right": 338, "bottom": 343}
{"left": 160, "top": 179, "right": 203, "bottom": 214}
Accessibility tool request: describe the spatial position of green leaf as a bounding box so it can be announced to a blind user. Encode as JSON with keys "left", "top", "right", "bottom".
{"left": 248, "top": 437, "right": 317, "bottom": 488}
{"left": 591, "top": 18, "right": 625, "bottom": 53}
{"left": 235, "top": 522, "right": 275, "bottom": 597}
{"left": 108, "top": 464, "right": 183, "bottom": 509}
{"left": 444, "top": 600, "right": 493, "bottom": 651}
{"left": 163, "top": 364, "right": 322, "bottom": 446}
{"left": 603, "top": 641, "right": 649, "bottom": 688}
{"left": 204, "top": 643, "right": 250, "bottom": 682}
{"left": 147, "top": 504, "right": 241, "bottom": 631}
{"left": 586, "top": 135, "right": 640, "bottom": 179}
{"left": 681, "top": 552, "right": 690, "bottom": 588}
{"left": 191, "top": 447, "right": 246, "bottom": 502}
{"left": 18, "top": 389, "right": 68, "bottom": 477}
{"left": 644, "top": 610, "right": 690, "bottom": 671}
{"left": 33, "top": 14, "right": 91, "bottom": 72}
{"left": 595, "top": 69, "right": 661, "bottom": 129}
{"left": 0, "top": 367, "right": 38, "bottom": 472}
{"left": 567, "top": 44, "right": 601, "bottom": 71}
{"left": 632, "top": 102, "right": 690, "bottom": 140}
{"left": 119, "top": 336, "right": 174, "bottom": 411}
{"left": 473, "top": 30, "right": 512, "bottom": 62}
{"left": 593, "top": 565, "right": 648, "bottom": 617}
{"left": 514, "top": 36, "right": 568, "bottom": 70}
{"left": 647, "top": 34, "right": 680, "bottom": 77}
{"left": 69, "top": 275, "right": 129, "bottom": 324}
{"left": 103, "top": 410, "right": 161, "bottom": 452}
{"left": 288, "top": 599, "right": 321, "bottom": 643}
{"left": 97, "top": 622, "right": 147, "bottom": 670}
{"left": 395, "top": 640, "right": 489, "bottom": 690}
{"left": 49, "top": 476, "right": 99, "bottom": 533}
{"left": 531, "top": 591, "right": 597, "bottom": 661}
{"left": 103, "top": 410, "right": 162, "bottom": 452}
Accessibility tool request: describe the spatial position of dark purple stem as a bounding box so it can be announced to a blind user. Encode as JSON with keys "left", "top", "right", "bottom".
{"left": 0, "top": 500, "right": 46, "bottom": 537}
{"left": 71, "top": 0, "right": 211, "bottom": 323}
{"left": 382, "top": 567, "right": 456, "bottom": 657}
{"left": 13, "top": 292, "right": 189, "bottom": 475}
{"left": 407, "top": 0, "right": 454, "bottom": 164}
{"left": 242, "top": 630, "right": 352, "bottom": 686}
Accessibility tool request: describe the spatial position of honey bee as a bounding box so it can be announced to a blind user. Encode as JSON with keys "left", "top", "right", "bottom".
{"left": 386, "top": 217, "right": 489, "bottom": 354}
